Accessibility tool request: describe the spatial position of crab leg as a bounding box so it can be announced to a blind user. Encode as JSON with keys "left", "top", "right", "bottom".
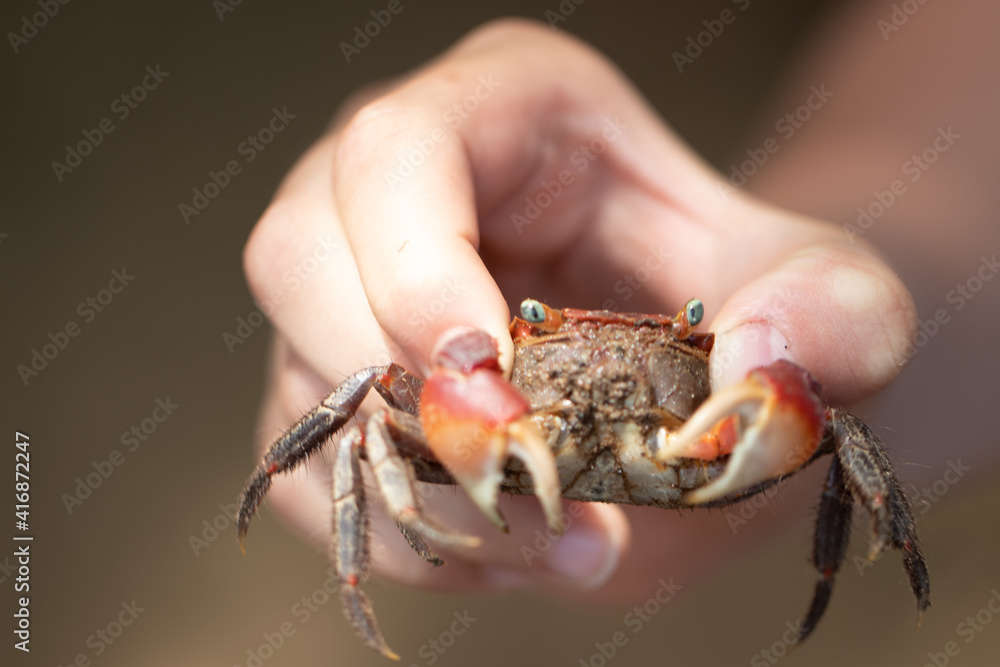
{"left": 828, "top": 409, "right": 930, "bottom": 620}
{"left": 331, "top": 426, "right": 399, "bottom": 661}
{"left": 237, "top": 365, "right": 396, "bottom": 548}
{"left": 655, "top": 360, "right": 826, "bottom": 504}
{"left": 365, "top": 408, "right": 482, "bottom": 549}
{"left": 799, "top": 454, "right": 853, "bottom": 640}
{"left": 237, "top": 362, "right": 431, "bottom": 549}
{"left": 394, "top": 521, "right": 445, "bottom": 566}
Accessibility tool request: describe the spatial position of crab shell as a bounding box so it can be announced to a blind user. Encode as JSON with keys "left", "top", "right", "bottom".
{"left": 419, "top": 300, "right": 826, "bottom": 529}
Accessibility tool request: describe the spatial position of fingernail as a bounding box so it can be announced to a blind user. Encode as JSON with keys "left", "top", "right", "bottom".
{"left": 711, "top": 321, "right": 791, "bottom": 390}
{"left": 428, "top": 326, "right": 496, "bottom": 375}
{"left": 546, "top": 525, "right": 619, "bottom": 591}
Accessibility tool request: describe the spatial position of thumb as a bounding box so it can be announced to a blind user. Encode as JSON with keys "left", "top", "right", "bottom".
{"left": 709, "top": 243, "right": 917, "bottom": 404}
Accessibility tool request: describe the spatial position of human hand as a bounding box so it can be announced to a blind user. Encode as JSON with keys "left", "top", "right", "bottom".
{"left": 241, "top": 19, "right": 916, "bottom": 606}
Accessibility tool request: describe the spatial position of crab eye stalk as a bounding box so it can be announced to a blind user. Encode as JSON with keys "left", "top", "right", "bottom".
{"left": 685, "top": 299, "right": 704, "bottom": 327}
{"left": 516, "top": 298, "right": 565, "bottom": 334}
{"left": 520, "top": 299, "right": 546, "bottom": 323}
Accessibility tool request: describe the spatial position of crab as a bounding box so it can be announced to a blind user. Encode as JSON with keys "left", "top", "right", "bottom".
{"left": 237, "top": 298, "right": 930, "bottom": 659}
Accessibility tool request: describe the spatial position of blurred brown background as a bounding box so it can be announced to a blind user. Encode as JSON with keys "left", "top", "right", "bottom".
{"left": 2, "top": 1, "right": 998, "bottom": 666}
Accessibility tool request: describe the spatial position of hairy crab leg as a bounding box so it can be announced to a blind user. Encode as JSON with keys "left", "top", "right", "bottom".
{"left": 394, "top": 522, "right": 445, "bottom": 566}
{"left": 800, "top": 454, "right": 853, "bottom": 640}
{"left": 237, "top": 365, "right": 394, "bottom": 549}
{"left": 331, "top": 425, "right": 399, "bottom": 661}
{"left": 237, "top": 362, "right": 431, "bottom": 549}
{"left": 828, "top": 409, "right": 930, "bottom": 620}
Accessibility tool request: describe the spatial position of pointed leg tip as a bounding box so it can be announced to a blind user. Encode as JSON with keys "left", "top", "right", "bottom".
{"left": 481, "top": 505, "right": 508, "bottom": 534}
{"left": 682, "top": 486, "right": 722, "bottom": 506}
{"left": 405, "top": 514, "right": 484, "bottom": 549}
{"left": 363, "top": 634, "right": 401, "bottom": 661}
{"left": 236, "top": 522, "right": 249, "bottom": 553}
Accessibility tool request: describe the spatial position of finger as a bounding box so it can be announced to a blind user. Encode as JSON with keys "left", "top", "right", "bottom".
{"left": 707, "top": 213, "right": 917, "bottom": 403}
{"left": 333, "top": 98, "right": 511, "bottom": 374}
{"left": 243, "top": 134, "right": 422, "bottom": 385}
{"left": 367, "top": 493, "right": 629, "bottom": 594}
{"left": 331, "top": 19, "right": 722, "bottom": 374}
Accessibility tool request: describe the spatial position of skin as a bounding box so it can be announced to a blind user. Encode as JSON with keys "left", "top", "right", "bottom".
{"left": 242, "top": 19, "right": 921, "bottom": 606}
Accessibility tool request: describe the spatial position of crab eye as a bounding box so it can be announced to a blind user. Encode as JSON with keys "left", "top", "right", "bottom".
{"left": 685, "top": 299, "right": 704, "bottom": 327}
{"left": 520, "top": 299, "right": 546, "bottom": 323}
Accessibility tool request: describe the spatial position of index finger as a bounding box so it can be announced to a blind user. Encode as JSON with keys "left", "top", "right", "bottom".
{"left": 331, "top": 20, "right": 694, "bottom": 372}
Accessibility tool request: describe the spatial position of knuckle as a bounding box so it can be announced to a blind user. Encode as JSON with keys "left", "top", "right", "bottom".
{"left": 456, "top": 17, "right": 610, "bottom": 70}
{"left": 458, "top": 17, "right": 568, "bottom": 52}
{"left": 242, "top": 200, "right": 296, "bottom": 306}
{"left": 334, "top": 97, "right": 425, "bottom": 176}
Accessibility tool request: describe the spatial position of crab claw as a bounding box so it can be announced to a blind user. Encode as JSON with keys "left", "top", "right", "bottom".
{"left": 656, "top": 360, "right": 826, "bottom": 504}
{"left": 420, "top": 330, "right": 564, "bottom": 535}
